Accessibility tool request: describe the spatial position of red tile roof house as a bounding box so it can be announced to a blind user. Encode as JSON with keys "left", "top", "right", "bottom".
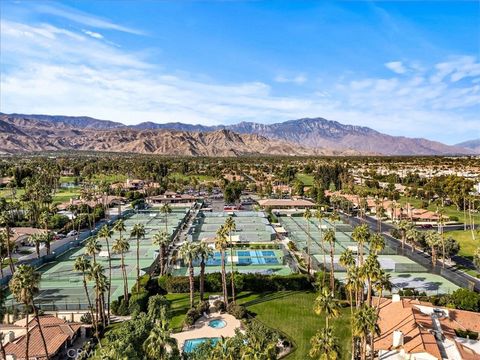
{"left": 374, "top": 296, "right": 480, "bottom": 360}
{"left": 2, "top": 315, "right": 84, "bottom": 360}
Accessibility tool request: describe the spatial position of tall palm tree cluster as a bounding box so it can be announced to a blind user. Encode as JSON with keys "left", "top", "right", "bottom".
{"left": 95, "top": 294, "right": 178, "bottom": 360}
{"left": 178, "top": 216, "right": 237, "bottom": 309}
{"left": 310, "top": 221, "right": 392, "bottom": 360}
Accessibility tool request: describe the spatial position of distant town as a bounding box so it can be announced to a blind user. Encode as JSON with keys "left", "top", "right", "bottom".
{"left": 0, "top": 154, "right": 479, "bottom": 359}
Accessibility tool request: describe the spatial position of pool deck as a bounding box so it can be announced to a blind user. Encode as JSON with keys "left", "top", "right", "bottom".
{"left": 172, "top": 312, "right": 242, "bottom": 351}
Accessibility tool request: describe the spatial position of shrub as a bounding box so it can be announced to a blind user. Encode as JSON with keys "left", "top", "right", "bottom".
{"left": 111, "top": 299, "right": 120, "bottom": 315}
{"left": 213, "top": 300, "right": 226, "bottom": 313}
{"left": 196, "top": 301, "right": 210, "bottom": 315}
{"left": 80, "top": 312, "right": 93, "bottom": 324}
{"left": 449, "top": 289, "right": 480, "bottom": 312}
{"left": 227, "top": 303, "right": 247, "bottom": 319}
{"left": 165, "top": 276, "right": 191, "bottom": 293}
{"left": 449, "top": 215, "right": 459, "bottom": 222}
{"left": 184, "top": 308, "right": 200, "bottom": 327}
{"left": 128, "top": 292, "right": 149, "bottom": 314}
{"left": 455, "top": 329, "right": 479, "bottom": 340}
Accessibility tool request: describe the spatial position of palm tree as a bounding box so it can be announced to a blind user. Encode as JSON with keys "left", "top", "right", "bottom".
{"left": 197, "top": 241, "right": 214, "bottom": 301}
{"left": 323, "top": 229, "right": 336, "bottom": 293}
{"left": 0, "top": 212, "right": 15, "bottom": 272}
{"left": 309, "top": 326, "right": 341, "bottom": 360}
{"left": 113, "top": 219, "right": 126, "bottom": 240}
{"left": 369, "top": 233, "right": 385, "bottom": 256}
{"left": 374, "top": 270, "right": 392, "bottom": 311}
{"left": 405, "top": 227, "right": 420, "bottom": 253}
{"left": 112, "top": 235, "right": 130, "bottom": 303}
{"left": 362, "top": 254, "right": 381, "bottom": 306}
{"left": 38, "top": 210, "right": 50, "bottom": 234}
{"left": 303, "top": 209, "right": 313, "bottom": 276}
{"left": 73, "top": 255, "right": 99, "bottom": 339}
{"left": 160, "top": 203, "right": 172, "bottom": 234}
{"left": 143, "top": 323, "right": 176, "bottom": 360}
{"left": 85, "top": 236, "right": 101, "bottom": 264}
{"left": 98, "top": 224, "right": 114, "bottom": 323}
{"left": 130, "top": 223, "right": 146, "bottom": 292}
{"left": 41, "top": 231, "right": 54, "bottom": 256}
{"left": 28, "top": 233, "right": 43, "bottom": 258}
{"left": 313, "top": 287, "right": 340, "bottom": 329}
{"left": 224, "top": 216, "right": 237, "bottom": 302}
{"left": 425, "top": 231, "right": 441, "bottom": 267}
{"left": 397, "top": 220, "right": 413, "bottom": 251}
{"left": 88, "top": 263, "right": 108, "bottom": 330}
{"left": 215, "top": 225, "right": 229, "bottom": 305}
{"left": 9, "top": 265, "right": 51, "bottom": 360}
{"left": 179, "top": 242, "right": 199, "bottom": 308}
{"left": 353, "top": 305, "right": 379, "bottom": 360}
{"left": 153, "top": 231, "right": 170, "bottom": 276}
{"left": 315, "top": 209, "right": 328, "bottom": 287}
{"left": 352, "top": 224, "right": 370, "bottom": 265}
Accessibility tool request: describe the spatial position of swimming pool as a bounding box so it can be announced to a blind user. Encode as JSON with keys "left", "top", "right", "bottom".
{"left": 208, "top": 319, "right": 226, "bottom": 328}
{"left": 183, "top": 337, "right": 221, "bottom": 352}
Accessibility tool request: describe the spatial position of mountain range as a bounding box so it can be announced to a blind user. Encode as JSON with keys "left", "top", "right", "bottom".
{"left": 0, "top": 113, "right": 476, "bottom": 156}
{"left": 455, "top": 139, "right": 480, "bottom": 153}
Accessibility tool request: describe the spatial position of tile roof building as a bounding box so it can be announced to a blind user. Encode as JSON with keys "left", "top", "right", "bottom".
{"left": 374, "top": 297, "right": 480, "bottom": 360}
{"left": 2, "top": 315, "right": 83, "bottom": 360}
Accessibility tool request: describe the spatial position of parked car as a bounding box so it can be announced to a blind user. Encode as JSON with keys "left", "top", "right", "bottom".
{"left": 67, "top": 230, "right": 78, "bottom": 237}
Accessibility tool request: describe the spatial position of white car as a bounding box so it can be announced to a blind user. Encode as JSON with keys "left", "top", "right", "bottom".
{"left": 67, "top": 230, "right": 78, "bottom": 237}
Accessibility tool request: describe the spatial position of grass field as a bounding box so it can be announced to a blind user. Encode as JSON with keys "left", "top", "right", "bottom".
{"left": 399, "top": 196, "right": 480, "bottom": 225}
{"left": 168, "top": 172, "right": 216, "bottom": 182}
{"left": 448, "top": 230, "right": 478, "bottom": 258}
{"left": 296, "top": 173, "right": 315, "bottom": 186}
{"left": 166, "top": 291, "right": 351, "bottom": 360}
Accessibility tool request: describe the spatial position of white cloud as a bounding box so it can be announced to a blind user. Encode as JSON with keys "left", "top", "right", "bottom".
{"left": 34, "top": 3, "right": 144, "bottom": 35}
{"left": 82, "top": 30, "right": 103, "bottom": 39}
{"left": 274, "top": 74, "right": 307, "bottom": 84}
{"left": 0, "top": 18, "right": 479, "bottom": 143}
{"left": 385, "top": 61, "right": 407, "bottom": 74}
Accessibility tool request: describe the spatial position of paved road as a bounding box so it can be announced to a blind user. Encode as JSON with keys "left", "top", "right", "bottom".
{"left": 345, "top": 213, "right": 480, "bottom": 292}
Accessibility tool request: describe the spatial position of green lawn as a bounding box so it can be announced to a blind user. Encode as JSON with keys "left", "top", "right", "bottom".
{"left": 168, "top": 172, "right": 216, "bottom": 182}
{"left": 399, "top": 196, "right": 480, "bottom": 225}
{"left": 448, "top": 230, "right": 478, "bottom": 258}
{"left": 296, "top": 173, "right": 314, "bottom": 186}
{"left": 52, "top": 188, "right": 81, "bottom": 203}
{"left": 166, "top": 291, "right": 351, "bottom": 360}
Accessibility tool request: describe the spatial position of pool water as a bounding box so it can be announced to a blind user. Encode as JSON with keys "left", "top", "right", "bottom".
{"left": 183, "top": 337, "right": 221, "bottom": 352}
{"left": 208, "top": 319, "right": 227, "bottom": 328}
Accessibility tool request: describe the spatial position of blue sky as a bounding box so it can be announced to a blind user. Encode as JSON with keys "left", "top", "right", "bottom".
{"left": 1, "top": 1, "right": 479, "bottom": 144}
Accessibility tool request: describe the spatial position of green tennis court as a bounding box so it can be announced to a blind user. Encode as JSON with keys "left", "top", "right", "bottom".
{"left": 6, "top": 208, "right": 191, "bottom": 311}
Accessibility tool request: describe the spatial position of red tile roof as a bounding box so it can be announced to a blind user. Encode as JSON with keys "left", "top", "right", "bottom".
{"left": 5, "top": 316, "right": 82, "bottom": 360}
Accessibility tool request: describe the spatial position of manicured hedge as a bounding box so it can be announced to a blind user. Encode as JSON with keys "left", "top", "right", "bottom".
{"left": 160, "top": 273, "right": 313, "bottom": 293}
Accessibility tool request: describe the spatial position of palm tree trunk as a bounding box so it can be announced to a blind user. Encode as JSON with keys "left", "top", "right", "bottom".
{"left": 136, "top": 237, "right": 140, "bottom": 293}
{"left": 32, "top": 300, "right": 51, "bottom": 360}
{"left": 25, "top": 309, "right": 30, "bottom": 360}
{"left": 330, "top": 244, "right": 335, "bottom": 293}
{"left": 200, "top": 258, "right": 205, "bottom": 301}
{"left": 121, "top": 252, "right": 128, "bottom": 302}
{"left": 82, "top": 274, "right": 98, "bottom": 341}
{"left": 106, "top": 239, "right": 111, "bottom": 325}
{"left": 94, "top": 287, "right": 101, "bottom": 343}
{"left": 229, "top": 237, "right": 236, "bottom": 303}
{"left": 221, "top": 250, "right": 228, "bottom": 305}
{"left": 6, "top": 226, "right": 14, "bottom": 273}
{"left": 0, "top": 333, "right": 6, "bottom": 360}
{"left": 159, "top": 245, "right": 164, "bottom": 276}
{"left": 189, "top": 261, "right": 195, "bottom": 308}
